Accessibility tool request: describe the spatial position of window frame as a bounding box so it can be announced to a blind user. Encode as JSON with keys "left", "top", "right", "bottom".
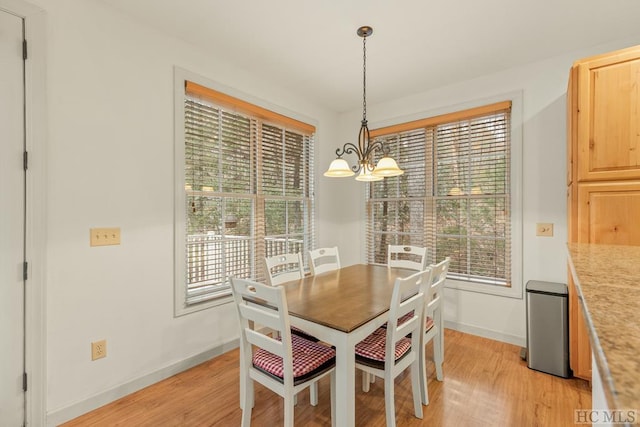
{"left": 366, "top": 92, "right": 523, "bottom": 299}
{"left": 174, "top": 67, "right": 317, "bottom": 316}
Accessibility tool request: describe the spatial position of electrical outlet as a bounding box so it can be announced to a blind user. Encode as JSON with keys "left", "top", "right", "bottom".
{"left": 90, "top": 227, "right": 121, "bottom": 246}
{"left": 536, "top": 223, "right": 554, "bottom": 237}
{"left": 91, "top": 340, "right": 107, "bottom": 360}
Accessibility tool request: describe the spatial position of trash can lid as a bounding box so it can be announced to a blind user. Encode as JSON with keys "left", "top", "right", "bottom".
{"left": 526, "top": 280, "right": 567, "bottom": 295}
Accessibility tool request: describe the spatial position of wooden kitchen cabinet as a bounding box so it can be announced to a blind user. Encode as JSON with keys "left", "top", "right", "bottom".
{"left": 574, "top": 45, "right": 640, "bottom": 183}
{"left": 567, "top": 45, "right": 640, "bottom": 381}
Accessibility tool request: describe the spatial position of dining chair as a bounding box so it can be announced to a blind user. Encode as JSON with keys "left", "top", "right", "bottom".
{"left": 308, "top": 247, "right": 341, "bottom": 275}
{"left": 355, "top": 268, "right": 432, "bottom": 427}
{"left": 387, "top": 245, "right": 428, "bottom": 271}
{"left": 264, "top": 252, "right": 305, "bottom": 286}
{"left": 365, "top": 245, "right": 427, "bottom": 389}
{"left": 419, "top": 256, "right": 450, "bottom": 405}
{"left": 230, "top": 277, "right": 336, "bottom": 427}
{"left": 263, "top": 252, "right": 321, "bottom": 405}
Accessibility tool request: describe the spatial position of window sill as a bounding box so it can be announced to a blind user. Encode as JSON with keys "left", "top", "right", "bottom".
{"left": 174, "top": 294, "right": 233, "bottom": 317}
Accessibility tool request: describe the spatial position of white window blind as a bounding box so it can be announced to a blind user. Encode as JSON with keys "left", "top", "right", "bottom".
{"left": 366, "top": 102, "right": 512, "bottom": 287}
{"left": 181, "top": 81, "right": 315, "bottom": 307}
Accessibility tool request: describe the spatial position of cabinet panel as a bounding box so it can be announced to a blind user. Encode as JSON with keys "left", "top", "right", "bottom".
{"left": 567, "top": 184, "right": 577, "bottom": 242}
{"left": 576, "top": 46, "right": 640, "bottom": 181}
{"left": 577, "top": 181, "right": 640, "bottom": 244}
{"left": 568, "top": 273, "right": 591, "bottom": 380}
{"left": 567, "top": 66, "right": 578, "bottom": 186}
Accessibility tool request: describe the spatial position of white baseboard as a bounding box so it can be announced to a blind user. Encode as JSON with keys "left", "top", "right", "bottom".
{"left": 445, "top": 320, "right": 526, "bottom": 348}
{"left": 46, "top": 339, "right": 239, "bottom": 427}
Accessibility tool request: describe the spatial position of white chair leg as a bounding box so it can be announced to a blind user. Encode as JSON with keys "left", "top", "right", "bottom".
{"left": 239, "top": 357, "right": 255, "bottom": 410}
{"left": 384, "top": 373, "right": 396, "bottom": 427}
{"left": 362, "top": 371, "right": 371, "bottom": 392}
{"left": 310, "top": 381, "right": 318, "bottom": 406}
{"left": 439, "top": 318, "right": 445, "bottom": 361}
{"left": 240, "top": 378, "right": 253, "bottom": 427}
{"left": 411, "top": 361, "right": 424, "bottom": 419}
{"left": 284, "top": 390, "right": 295, "bottom": 427}
{"left": 330, "top": 370, "right": 336, "bottom": 427}
{"left": 419, "top": 343, "right": 429, "bottom": 405}
{"left": 434, "top": 331, "right": 444, "bottom": 381}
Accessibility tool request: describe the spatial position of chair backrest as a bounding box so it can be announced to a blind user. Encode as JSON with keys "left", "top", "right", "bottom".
{"left": 427, "top": 257, "right": 450, "bottom": 316}
{"left": 387, "top": 245, "right": 428, "bottom": 271}
{"left": 308, "top": 247, "right": 341, "bottom": 275}
{"left": 264, "top": 252, "right": 304, "bottom": 286}
{"left": 230, "top": 277, "right": 294, "bottom": 382}
{"left": 385, "top": 268, "right": 432, "bottom": 365}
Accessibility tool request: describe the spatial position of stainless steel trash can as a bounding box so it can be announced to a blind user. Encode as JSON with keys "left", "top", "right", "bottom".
{"left": 526, "top": 280, "right": 570, "bottom": 378}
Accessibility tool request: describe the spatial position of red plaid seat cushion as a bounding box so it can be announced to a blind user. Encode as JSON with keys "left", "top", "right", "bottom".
{"left": 355, "top": 327, "right": 411, "bottom": 362}
{"left": 385, "top": 311, "right": 434, "bottom": 332}
{"left": 290, "top": 326, "right": 319, "bottom": 342}
{"left": 396, "top": 311, "right": 414, "bottom": 326}
{"left": 425, "top": 316, "right": 434, "bottom": 331}
{"left": 396, "top": 312, "right": 434, "bottom": 332}
{"left": 253, "top": 334, "right": 335, "bottom": 381}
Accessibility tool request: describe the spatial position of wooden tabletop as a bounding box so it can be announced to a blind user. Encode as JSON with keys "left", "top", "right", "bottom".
{"left": 281, "top": 264, "right": 414, "bottom": 333}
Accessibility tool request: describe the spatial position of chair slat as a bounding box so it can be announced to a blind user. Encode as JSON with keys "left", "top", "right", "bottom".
{"left": 388, "top": 245, "right": 428, "bottom": 271}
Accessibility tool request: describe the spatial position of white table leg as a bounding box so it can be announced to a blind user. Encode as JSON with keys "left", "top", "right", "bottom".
{"left": 334, "top": 333, "right": 355, "bottom": 427}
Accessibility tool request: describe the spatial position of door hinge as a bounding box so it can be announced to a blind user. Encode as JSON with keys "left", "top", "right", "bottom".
{"left": 23, "top": 39, "right": 27, "bottom": 60}
{"left": 23, "top": 372, "right": 27, "bottom": 391}
{"left": 23, "top": 262, "right": 28, "bottom": 281}
{"left": 23, "top": 151, "right": 28, "bottom": 171}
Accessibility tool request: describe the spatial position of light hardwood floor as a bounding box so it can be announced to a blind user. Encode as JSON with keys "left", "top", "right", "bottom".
{"left": 61, "top": 329, "right": 590, "bottom": 426}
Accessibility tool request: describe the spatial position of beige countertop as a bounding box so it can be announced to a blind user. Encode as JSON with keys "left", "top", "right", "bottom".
{"left": 567, "top": 243, "right": 640, "bottom": 412}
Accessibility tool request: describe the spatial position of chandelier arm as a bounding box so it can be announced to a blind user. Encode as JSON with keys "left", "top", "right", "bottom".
{"left": 362, "top": 140, "right": 385, "bottom": 160}
{"left": 335, "top": 142, "right": 366, "bottom": 173}
{"left": 335, "top": 142, "right": 362, "bottom": 159}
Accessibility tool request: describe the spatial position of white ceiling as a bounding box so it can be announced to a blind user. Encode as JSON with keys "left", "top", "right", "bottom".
{"left": 100, "top": 0, "right": 640, "bottom": 112}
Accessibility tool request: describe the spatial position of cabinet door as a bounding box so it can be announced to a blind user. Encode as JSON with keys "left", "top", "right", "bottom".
{"left": 577, "top": 181, "right": 640, "bottom": 244}
{"left": 567, "top": 65, "right": 578, "bottom": 186}
{"left": 568, "top": 273, "right": 591, "bottom": 380}
{"left": 576, "top": 46, "right": 640, "bottom": 182}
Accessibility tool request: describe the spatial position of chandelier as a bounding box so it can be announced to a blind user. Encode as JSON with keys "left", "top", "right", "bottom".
{"left": 324, "top": 26, "right": 404, "bottom": 182}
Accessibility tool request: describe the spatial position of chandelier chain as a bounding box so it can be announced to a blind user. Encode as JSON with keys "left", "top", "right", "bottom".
{"left": 362, "top": 35, "right": 367, "bottom": 122}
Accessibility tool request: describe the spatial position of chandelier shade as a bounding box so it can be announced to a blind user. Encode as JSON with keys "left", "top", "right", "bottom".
{"left": 324, "top": 158, "right": 356, "bottom": 177}
{"left": 355, "top": 165, "right": 384, "bottom": 181}
{"left": 372, "top": 156, "right": 404, "bottom": 177}
{"left": 324, "top": 26, "right": 404, "bottom": 181}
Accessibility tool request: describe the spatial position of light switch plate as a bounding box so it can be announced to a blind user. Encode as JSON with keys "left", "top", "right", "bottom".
{"left": 90, "top": 227, "right": 121, "bottom": 246}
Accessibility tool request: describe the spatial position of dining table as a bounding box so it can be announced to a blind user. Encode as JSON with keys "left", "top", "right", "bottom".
{"left": 280, "top": 263, "right": 415, "bottom": 427}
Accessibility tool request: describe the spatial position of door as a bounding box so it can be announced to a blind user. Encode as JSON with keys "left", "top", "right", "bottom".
{"left": 0, "top": 9, "right": 26, "bottom": 426}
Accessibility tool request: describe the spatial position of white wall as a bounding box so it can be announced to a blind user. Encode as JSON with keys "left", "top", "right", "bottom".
{"left": 334, "top": 36, "right": 640, "bottom": 345}
{"left": 26, "top": 0, "right": 341, "bottom": 423}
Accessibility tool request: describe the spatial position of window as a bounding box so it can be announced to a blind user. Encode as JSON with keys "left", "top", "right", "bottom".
{"left": 366, "top": 101, "right": 516, "bottom": 290}
{"left": 174, "top": 72, "right": 315, "bottom": 315}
